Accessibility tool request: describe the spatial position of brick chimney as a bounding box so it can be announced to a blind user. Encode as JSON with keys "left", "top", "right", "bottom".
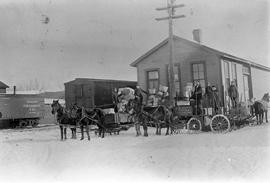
{"left": 192, "top": 29, "right": 201, "bottom": 44}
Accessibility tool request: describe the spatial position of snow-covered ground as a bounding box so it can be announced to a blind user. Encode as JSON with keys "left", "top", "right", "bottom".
{"left": 0, "top": 124, "right": 269, "bottom": 183}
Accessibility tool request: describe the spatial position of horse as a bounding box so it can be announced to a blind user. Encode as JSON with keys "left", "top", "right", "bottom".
{"left": 126, "top": 98, "right": 172, "bottom": 136}
{"left": 51, "top": 100, "right": 77, "bottom": 140}
{"left": 75, "top": 106, "right": 106, "bottom": 140}
{"left": 253, "top": 93, "right": 269, "bottom": 124}
{"left": 126, "top": 98, "right": 147, "bottom": 136}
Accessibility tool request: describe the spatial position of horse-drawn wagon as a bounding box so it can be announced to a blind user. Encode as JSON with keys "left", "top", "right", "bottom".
{"left": 210, "top": 93, "right": 269, "bottom": 133}
{"left": 170, "top": 97, "right": 255, "bottom": 134}
{"left": 134, "top": 90, "right": 267, "bottom": 135}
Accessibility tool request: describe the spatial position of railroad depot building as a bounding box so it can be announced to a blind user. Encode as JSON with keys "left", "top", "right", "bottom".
{"left": 130, "top": 35, "right": 270, "bottom": 107}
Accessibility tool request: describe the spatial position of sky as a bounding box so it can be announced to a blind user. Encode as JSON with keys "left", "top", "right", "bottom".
{"left": 0, "top": 0, "right": 269, "bottom": 91}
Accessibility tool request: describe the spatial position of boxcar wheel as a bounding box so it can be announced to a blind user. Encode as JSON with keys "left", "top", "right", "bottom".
{"left": 211, "top": 114, "right": 230, "bottom": 133}
{"left": 187, "top": 118, "right": 202, "bottom": 131}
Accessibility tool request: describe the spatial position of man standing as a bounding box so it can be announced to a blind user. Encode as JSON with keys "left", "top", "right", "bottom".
{"left": 190, "top": 81, "right": 202, "bottom": 114}
{"left": 112, "top": 88, "right": 120, "bottom": 113}
{"left": 228, "top": 80, "right": 239, "bottom": 108}
{"left": 191, "top": 81, "right": 202, "bottom": 104}
{"left": 205, "top": 82, "right": 213, "bottom": 108}
{"left": 134, "top": 85, "right": 148, "bottom": 106}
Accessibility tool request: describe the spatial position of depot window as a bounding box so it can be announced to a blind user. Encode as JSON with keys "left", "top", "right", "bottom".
{"left": 147, "top": 70, "right": 159, "bottom": 90}
{"left": 192, "top": 63, "right": 206, "bottom": 88}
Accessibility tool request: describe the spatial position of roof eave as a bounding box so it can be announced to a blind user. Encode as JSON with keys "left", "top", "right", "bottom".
{"left": 130, "top": 38, "right": 169, "bottom": 67}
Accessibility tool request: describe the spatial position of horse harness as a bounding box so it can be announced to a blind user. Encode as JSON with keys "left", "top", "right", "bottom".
{"left": 77, "top": 108, "right": 106, "bottom": 129}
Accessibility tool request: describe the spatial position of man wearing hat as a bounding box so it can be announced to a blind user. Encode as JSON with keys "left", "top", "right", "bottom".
{"left": 228, "top": 80, "right": 239, "bottom": 108}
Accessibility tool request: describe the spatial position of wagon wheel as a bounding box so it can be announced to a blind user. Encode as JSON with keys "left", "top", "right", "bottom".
{"left": 31, "top": 120, "right": 39, "bottom": 127}
{"left": 187, "top": 118, "right": 202, "bottom": 131}
{"left": 19, "top": 120, "right": 27, "bottom": 128}
{"left": 211, "top": 114, "right": 230, "bottom": 133}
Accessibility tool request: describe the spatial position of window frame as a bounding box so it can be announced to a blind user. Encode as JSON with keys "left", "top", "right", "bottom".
{"left": 146, "top": 69, "right": 160, "bottom": 91}
{"left": 191, "top": 61, "right": 207, "bottom": 90}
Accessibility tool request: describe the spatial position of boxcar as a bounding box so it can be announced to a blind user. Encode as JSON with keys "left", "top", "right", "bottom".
{"left": 0, "top": 94, "right": 44, "bottom": 128}
{"left": 64, "top": 78, "right": 137, "bottom": 109}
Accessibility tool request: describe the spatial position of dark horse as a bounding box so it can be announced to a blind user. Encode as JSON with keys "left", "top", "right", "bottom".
{"left": 51, "top": 100, "right": 77, "bottom": 140}
{"left": 75, "top": 106, "right": 106, "bottom": 140}
{"left": 126, "top": 98, "right": 172, "bottom": 136}
{"left": 253, "top": 93, "right": 269, "bottom": 124}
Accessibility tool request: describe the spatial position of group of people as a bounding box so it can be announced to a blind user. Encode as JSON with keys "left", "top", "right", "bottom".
{"left": 190, "top": 79, "right": 239, "bottom": 114}
{"left": 189, "top": 80, "right": 220, "bottom": 115}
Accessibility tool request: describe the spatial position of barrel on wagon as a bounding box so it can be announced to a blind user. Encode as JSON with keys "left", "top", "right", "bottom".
{"left": 0, "top": 94, "right": 44, "bottom": 128}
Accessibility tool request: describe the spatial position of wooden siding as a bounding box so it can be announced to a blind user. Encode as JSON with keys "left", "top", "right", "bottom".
{"left": 136, "top": 38, "right": 221, "bottom": 103}
{"left": 0, "top": 89, "right": 6, "bottom": 93}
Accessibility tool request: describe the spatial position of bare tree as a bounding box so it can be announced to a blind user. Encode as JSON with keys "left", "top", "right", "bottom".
{"left": 16, "top": 79, "right": 45, "bottom": 92}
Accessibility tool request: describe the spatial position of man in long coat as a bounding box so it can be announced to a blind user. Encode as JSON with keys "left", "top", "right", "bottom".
{"left": 191, "top": 81, "right": 202, "bottom": 104}
{"left": 228, "top": 80, "right": 239, "bottom": 108}
{"left": 134, "top": 85, "right": 148, "bottom": 108}
{"left": 190, "top": 81, "right": 202, "bottom": 114}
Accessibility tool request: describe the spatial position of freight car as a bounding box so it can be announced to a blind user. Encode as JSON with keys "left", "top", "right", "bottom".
{"left": 0, "top": 94, "right": 44, "bottom": 128}
{"left": 64, "top": 78, "right": 137, "bottom": 109}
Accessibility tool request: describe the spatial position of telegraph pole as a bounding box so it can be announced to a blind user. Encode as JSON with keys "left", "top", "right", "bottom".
{"left": 156, "top": 0, "right": 185, "bottom": 105}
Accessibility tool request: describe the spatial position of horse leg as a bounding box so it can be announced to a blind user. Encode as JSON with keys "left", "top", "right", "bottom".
{"left": 71, "top": 128, "right": 74, "bottom": 139}
{"left": 64, "top": 127, "right": 67, "bottom": 140}
{"left": 143, "top": 123, "right": 148, "bottom": 137}
{"left": 256, "top": 114, "right": 259, "bottom": 125}
{"left": 137, "top": 123, "right": 141, "bottom": 136}
{"left": 259, "top": 113, "right": 263, "bottom": 124}
{"left": 101, "top": 127, "right": 105, "bottom": 138}
{"left": 60, "top": 126, "right": 63, "bottom": 140}
{"left": 158, "top": 124, "right": 162, "bottom": 135}
{"left": 85, "top": 125, "right": 90, "bottom": 141}
{"left": 266, "top": 111, "right": 268, "bottom": 123}
{"left": 165, "top": 123, "right": 170, "bottom": 136}
{"left": 98, "top": 126, "right": 102, "bottom": 137}
{"left": 74, "top": 128, "right": 77, "bottom": 139}
{"left": 135, "top": 123, "right": 141, "bottom": 136}
{"left": 72, "top": 128, "right": 76, "bottom": 139}
{"left": 155, "top": 124, "right": 159, "bottom": 135}
{"left": 80, "top": 126, "right": 84, "bottom": 140}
